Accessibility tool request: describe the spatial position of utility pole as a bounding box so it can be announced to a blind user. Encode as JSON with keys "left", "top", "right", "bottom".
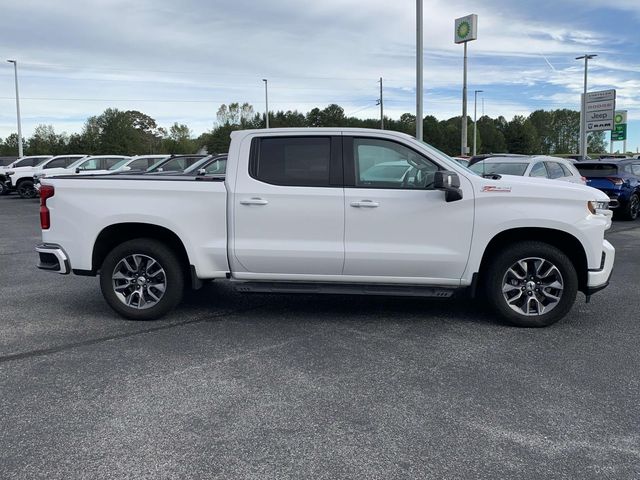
{"left": 377, "top": 77, "right": 384, "bottom": 129}
{"left": 7, "top": 60, "right": 23, "bottom": 157}
{"left": 482, "top": 97, "right": 485, "bottom": 117}
{"left": 576, "top": 54, "right": 596, "bottom": 159}
{"left": 473, "top": 89, "right": 483, "bottom": 156}
{"left": 262, "top": 78, "right": 269, "bottom": 128}
{"left": 416, "top": 0, "right": 423, "bottom": 141}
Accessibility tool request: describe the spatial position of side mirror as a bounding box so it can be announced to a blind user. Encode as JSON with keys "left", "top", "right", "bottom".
{"left": 75, "top": 167, "right": 80, "bottom": 174}
{"left": 123, "top": 166, "right": 131, "bottom": 171}
{"left": 434, "top": 171, "right": 463, "bottom": 202}
{"left": 197, "top": 168, "right": 206, "bottom": 176}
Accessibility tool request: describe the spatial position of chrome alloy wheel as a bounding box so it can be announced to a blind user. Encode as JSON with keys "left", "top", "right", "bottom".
{"left": 501, "top": 257, "right": 564, "bottom": 316}
{"left": 112, "top": 254, "right": 166, "bottom": 309}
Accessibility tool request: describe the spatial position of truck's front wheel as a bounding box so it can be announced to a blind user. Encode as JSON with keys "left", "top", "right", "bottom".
{"left": 100, "top": 239, "right": 184, "bottom": 320}
{"left": 485, "top": 242, "right": 578, "bottom": 327}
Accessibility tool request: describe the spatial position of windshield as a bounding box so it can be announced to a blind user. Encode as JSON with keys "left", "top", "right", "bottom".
{"left": 182, "top": 156, "right": 213, "bottom": 173}
{"left": 67, "top": 157, "right": 90, "bottom": 169}
{"left": 148, "top": 156, "right": 204, "bottom": 172}
{"left": 109, "top": 159, "right": 130, "bottom": 170}
{"left": 470, "top": 162, "right": 529, "bottom": 176}
{"left": 36, "top": 157, "right": 54, "bottom": 167}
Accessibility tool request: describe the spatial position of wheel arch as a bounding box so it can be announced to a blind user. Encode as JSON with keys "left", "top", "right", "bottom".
{"left": 91, "top": 222, "right": 196, "bottom": 287}
{"left": 477, "top": 227, "right": 589, "bottom": 293}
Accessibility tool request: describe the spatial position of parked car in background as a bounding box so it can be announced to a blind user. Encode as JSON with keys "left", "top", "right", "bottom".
{"left": 470, "top": 156, "right": 586, "bottom": 185}
{"left": 7, "top": 155, "right": 87, "bottom": 198}
{"left": 576, "top": 159, "right": 640, "bottom": 220}
{"left": 146, "top": 154, "right": 208, "bottom": 173}
{"left": 35, "top": 155, "right": 131, "bottom": 182}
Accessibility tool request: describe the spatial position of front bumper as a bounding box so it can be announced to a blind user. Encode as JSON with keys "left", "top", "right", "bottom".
{"left": 36, "top": 243, "right": 70, "bottom": 274}
{"left": 585, "top": 240, "right": 614, "bottom": 295}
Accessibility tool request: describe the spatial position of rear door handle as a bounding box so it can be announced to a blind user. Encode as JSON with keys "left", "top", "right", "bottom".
{"left": 240, "top": 197, "right": 269, "bottom": 206}
{"left": 350, "top": 200, "right": 379, "bottom": 208}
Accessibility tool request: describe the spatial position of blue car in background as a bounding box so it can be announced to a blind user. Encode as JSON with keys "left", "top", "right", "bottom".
{"left": 576, "top": 159, "right": 640, "bottom": 220}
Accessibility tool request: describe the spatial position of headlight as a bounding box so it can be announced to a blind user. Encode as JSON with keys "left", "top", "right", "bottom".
{"left": 588, "top": 200, "right": 610, "bottom": 214}
{"left": 6, "top": 170, "right": 14, "bottom": 175}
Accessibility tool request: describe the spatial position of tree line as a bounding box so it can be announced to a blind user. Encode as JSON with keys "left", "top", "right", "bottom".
{"left": 0, "top": 103, "right": 608, "bottom": 157}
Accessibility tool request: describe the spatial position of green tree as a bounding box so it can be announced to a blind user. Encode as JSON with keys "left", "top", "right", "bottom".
{"left": 504, "top": 116, "right": 539, "bottom": 154}
{"left": 27, "top": 124, "right": 67, "bottom": 155}
{"left": 162, "top": 123, "right": 194, "bottom": 153}
{"left": 0, "top": 133, "right": 22, "bottom": 156}
{"left": 476, "top": 116, "right": 506, "bottom": 153}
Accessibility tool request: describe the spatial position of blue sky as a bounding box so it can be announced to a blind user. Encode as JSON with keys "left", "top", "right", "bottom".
{"left": 0, "top": 0, "right": 638, "bottom": 153}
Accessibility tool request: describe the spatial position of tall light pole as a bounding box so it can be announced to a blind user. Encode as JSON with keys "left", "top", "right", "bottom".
{"left": 7, "top": 60, "right": 23, "bottom": 157}
{"left": 576, "top": 54, "right": 596, "bottom": 159}
{"left": 416, "top": 0, "right": 423, "bottom": 141}
{"left": 473, "top": 89, "right": 483, "bottom": 156}
{"left": 262, "top": 78, "right": 269, "bottom": 129}
{"left": 455, "top": 14, "right": 478, "bottom": 156}
{"left": 377, "top": 77, "right": 384, "bottom": 130}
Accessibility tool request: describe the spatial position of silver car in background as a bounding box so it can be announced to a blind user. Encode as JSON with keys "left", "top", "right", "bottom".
{"left": 470, "top": 155, "right": 586, "bottom": 184}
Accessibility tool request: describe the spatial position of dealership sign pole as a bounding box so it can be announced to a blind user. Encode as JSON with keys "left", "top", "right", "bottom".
{"left": 455, "top": 14, "right": 478, "bottom": 156}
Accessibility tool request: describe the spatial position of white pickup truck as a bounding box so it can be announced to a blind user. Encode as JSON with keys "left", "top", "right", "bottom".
{"left": 36, "top": 128, "right": 615, "bottom": 327}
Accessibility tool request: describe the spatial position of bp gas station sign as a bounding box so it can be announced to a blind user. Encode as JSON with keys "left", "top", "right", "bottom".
{"left": 612, "top": 111, "right": 627, "bottom": 141}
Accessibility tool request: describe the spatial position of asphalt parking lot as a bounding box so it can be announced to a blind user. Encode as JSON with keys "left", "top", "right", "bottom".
{"left": 1, "top": 195, "right": 639, "bottom": 479}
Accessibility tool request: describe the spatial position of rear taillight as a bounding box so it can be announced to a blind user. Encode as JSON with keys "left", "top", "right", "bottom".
{"left": 607, "top": 177, "right": 624, "bottom": 186}
{"left": 40, "top": 184, "right": 54, "bottom": 230}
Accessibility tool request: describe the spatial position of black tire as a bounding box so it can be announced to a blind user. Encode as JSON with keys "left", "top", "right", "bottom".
{"left": 484, "top": 241, "right": 578, "bottom": 327}
{"left": 621, "top": 193, "right": 640, "bottom": 221}
{"left": 17, "top": 180, "right": 37, "bottom": 199}
{"left": 0, "top": 182, "right": 8, "bottom": 196}
{"left": 99, "top": 238, "right": 184, "bottom": 320}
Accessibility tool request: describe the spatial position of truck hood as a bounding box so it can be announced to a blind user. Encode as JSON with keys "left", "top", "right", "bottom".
{"left": 473, "top": 174, "right": 609, "bottom": 202}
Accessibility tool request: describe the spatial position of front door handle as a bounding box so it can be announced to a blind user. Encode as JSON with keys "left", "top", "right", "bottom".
{"left": 240, "top": 197, "right": 269, "bottom": 206}
{"left": 350, "top": 200, "right": 379, "bottom": 208}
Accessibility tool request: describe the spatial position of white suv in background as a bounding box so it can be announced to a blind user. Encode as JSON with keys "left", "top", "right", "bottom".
{"left": 35, "top": 155, "right": 131, "bottom": 181}
{"left": 470, "top": 155, "right": 586, "bottom": 184}
{"left": 8, "top": 155, "right": 87, "bottom": 198}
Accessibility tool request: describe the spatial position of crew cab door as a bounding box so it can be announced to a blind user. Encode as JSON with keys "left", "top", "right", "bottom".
{"left": 342, "top": 136, "right": 474, "bottom": 284}
{"left": 231, "top": 134, "right": 345, "bottom": 278}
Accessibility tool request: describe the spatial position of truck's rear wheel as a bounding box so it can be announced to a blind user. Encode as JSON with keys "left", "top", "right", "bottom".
{"left": 17, "top": 180, "right": 37, "bottom": 199}
{"left": 484, "top": 242, "right": 578, "bottom": 327}
{"left": 99, "top": 238, "right": 184, "bottom": 320}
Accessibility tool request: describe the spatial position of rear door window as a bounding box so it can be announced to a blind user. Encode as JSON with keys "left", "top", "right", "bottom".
{"left": 252, "top": 137, "right": 332, "bottom": 187}
{"left": 544, "top": 162, "right": 564, "bottom": 179}
{"left": 529, "top": 162, "right": 547, "bottom": 178}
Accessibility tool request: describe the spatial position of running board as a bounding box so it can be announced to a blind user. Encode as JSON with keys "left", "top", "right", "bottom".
{"left": 232, "top": 281, "right": 457, "bottom": 298}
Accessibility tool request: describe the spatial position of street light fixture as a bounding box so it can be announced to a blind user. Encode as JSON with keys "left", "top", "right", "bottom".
{"left": 262, "top": 78, "right": 269, "bottom": 129}
{"left": 473, "top": 89, "right": 483, "bottom": 156}
{"left": 7, "top": 59, "right": 23, "bottom": 157}
{"left": 576, "top": 54, "right": 597, "bottom": 159}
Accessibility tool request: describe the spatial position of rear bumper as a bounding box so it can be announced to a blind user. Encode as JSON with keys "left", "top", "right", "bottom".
{"left": 35, "top": 243, "right": 70, "bottom": 274}
{"left": 585, "top": 240, "right": 614, "bottom": 295}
